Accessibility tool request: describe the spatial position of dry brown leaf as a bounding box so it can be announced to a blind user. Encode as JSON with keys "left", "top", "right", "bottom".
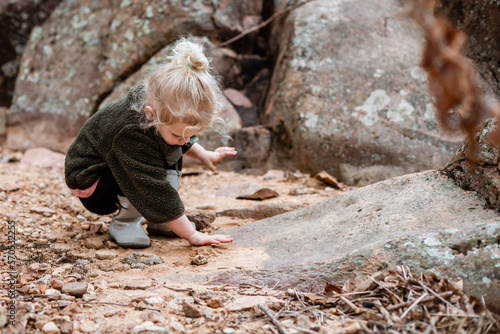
{"left": 407, "top": 0, "right": 500, "bottom": 154}
{"left": 312, "top": 171, "right": 344, "bottom": 189}
{"left": 324, "top": 282, "right": 343, "bottom": 296}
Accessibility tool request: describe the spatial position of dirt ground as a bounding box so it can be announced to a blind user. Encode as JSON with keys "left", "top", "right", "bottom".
{"left": 0, "top": 149, "right": 347, "bottom": 334}
{"left": 1, "top": 149, "right": 498, "bottom": 334}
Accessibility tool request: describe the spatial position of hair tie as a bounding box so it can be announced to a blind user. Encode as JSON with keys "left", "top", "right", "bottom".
{"left": 186, "top": 64, "right": 192, "bottom": 69}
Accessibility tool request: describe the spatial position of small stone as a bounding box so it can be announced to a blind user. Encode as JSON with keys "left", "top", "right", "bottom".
{"left": 29, "top": 262, "right": 51, "bottom": 272}
{"left": 60, "top": 321, "right": 73, "bottom": 334}
{"left": 131, "top": 322, "right": 173, "bottom": 334}
{"left": 70, "top": 259, "right": 88, "bottom": 275}
{"left": 123, "top": 253, "right": 163, "bottom": 267}
{"left": 141, "top": 310, "right": 166, "bottom": 324}
{"left": 30, "top": 207, "right": 56, "bottom": 216}
{"left": 60, "top": 294, "right": 76, "bottom": 301}
{"left": 79, "top": 321, "right": 96, "bottom": 333}
{"left": 50, "top": 279, "right": 63, "bottom": 289}
{"left": 223, "top": 328, "right": 236, "bottom": 334}
{"left": 191, "top": 255, "right": 208, "bottom": 265}
{"left": 206, "top": 298, "right": 224, "bottom": 308}
{"left": 59, "top": 300, "right": 72, "bottom": 308}
{"left": 289, "top": 187, "right": 318, "bottom": 196}
{"left": 45, "top": 288, "right": 60, "bottom": 296}
{"left": 61, "top": 282, "right": 88, "bottom": 297}
{"left": 125, "top": 282, "right": 150, "bottom": 290}
{"left": 82, "top": 294, "right": 97, "bottom": 301}
{"left": 83, "top": 237, "right": 104, "bottom": 250}
{"left": 95, "top": 249, "right": 118, "bottom": 260}
{"left": 42, "top": 321, "right": 60, "bottom": 334}
{"left": 144, "top": 296, "right": 164, "bottom": 305}
{"left": 20, "top": 147, "right": 65, "bottom": 168}
{"left": 182, "top": 301, "right": 203, "bottom": 318}
{"left": 262, "top": 169, "right": 285, "bottom": 181}
{"left": 105, "top": 240, "right": 119, "bottom": 249}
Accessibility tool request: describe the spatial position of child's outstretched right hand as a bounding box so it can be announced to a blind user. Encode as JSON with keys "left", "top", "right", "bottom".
{"left": 187, "top": 231, "right": 233, "bottom": 246}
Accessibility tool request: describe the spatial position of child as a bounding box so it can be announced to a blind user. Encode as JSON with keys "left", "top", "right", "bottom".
{"left": 65, "top": 38, "right": 236, "bottom": 248}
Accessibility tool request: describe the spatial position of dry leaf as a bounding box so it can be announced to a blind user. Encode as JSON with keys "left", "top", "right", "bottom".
{"left": 324, "top": 282, "right": 343, "bottom": 296}
{"left": 312, "top": 171, "right": 344, "bottom": 189}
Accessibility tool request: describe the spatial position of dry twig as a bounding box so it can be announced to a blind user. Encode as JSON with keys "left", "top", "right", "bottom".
{"left": 218, "top": 1, "right": 311, "bottom": 47}
{"left": 258, "top": 303, "right": 290, "bottom": 334}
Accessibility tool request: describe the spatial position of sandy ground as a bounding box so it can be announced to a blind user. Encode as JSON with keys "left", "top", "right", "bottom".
{"left": 0, "top": 149, "right": 345, "bottom": 333}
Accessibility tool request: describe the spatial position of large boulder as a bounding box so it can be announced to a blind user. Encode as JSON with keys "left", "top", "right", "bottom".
{"left": 0, "top": 0, "right": 60, "bottom": 107}
{"left": 6, "top": 0, "right": 261, "bottom": 152}
{"left": 211, "top": 170, "right": 500, "bottom": 314}
{"left": 265, "top": 0, "right": 463, "bottom": 185}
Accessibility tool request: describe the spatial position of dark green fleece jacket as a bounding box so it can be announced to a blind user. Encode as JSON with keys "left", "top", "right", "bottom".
{"left": 65, "top": 85, "right": 197, "bottom": 224}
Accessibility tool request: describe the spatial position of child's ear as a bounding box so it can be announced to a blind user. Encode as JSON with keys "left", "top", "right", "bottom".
{"left": 145, "top": 106, "right": 155, "bottom": 120}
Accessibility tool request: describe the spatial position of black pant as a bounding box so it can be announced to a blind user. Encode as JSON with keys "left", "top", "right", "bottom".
{"left": 79, "top": 159, "right": 182, "bottom": 215}
{"left": 79, "top": 169, "right": 124, "bottom": 215}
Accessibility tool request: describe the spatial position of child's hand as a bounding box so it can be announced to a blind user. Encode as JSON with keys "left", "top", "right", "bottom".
{"left": 187, "top": 231, "right": 233, "bottom": 246}
{"left": 203, "top": 147, "right": 237, "bottom": 171}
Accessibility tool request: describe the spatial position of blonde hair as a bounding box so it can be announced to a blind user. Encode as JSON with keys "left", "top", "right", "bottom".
{"left": 142, "top": 38, "right": 224, "bottom": 134}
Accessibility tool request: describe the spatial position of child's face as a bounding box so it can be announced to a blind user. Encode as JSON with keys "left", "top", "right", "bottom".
{"left": 158, "top": 122, "right": 199, "bottom": 146}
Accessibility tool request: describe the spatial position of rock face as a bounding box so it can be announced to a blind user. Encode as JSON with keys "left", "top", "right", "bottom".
{"left": 444, "top": 118, "right": 500, "bottom": 210}
{"left": 0, "top": 0, "right": 60, "bottom": 107}
{"left": 436, "top": 0, "right": 500, "bottom": 98}
{"left": 265, "top": 0, "right": 463, "bottom": 185}
{"left": 7, "top": 0, "right": 261, "bottom": 152}
{"left": 215, "top": 170, "right": 500, "bottom": 314}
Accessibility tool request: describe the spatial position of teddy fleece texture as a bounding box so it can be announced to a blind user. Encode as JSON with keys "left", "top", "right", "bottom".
{"left": 65, "top": 85, "right": 197, "bottom": 224}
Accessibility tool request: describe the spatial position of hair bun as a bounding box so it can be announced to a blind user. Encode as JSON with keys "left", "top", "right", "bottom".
{"left": 169, "top": 39, "right": 209, "bottom": 71}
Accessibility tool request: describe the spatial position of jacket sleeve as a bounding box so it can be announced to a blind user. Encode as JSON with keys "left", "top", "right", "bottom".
{"left": 107, "top": 125, "right": 185, "bottom": 224}
{"left": 182, "top": 135, "right": 199, "bottom": 153}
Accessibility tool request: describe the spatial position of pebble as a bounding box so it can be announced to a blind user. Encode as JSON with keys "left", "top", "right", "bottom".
{"left": 206, "top": 298, "right": 224, "bottom": 308}
{"left": 59, "top": 300, "right": 72, "bottom": 308}
{"left": 42, "top": 321, "right": 60, "bottom": 334}
{"left": 223, "top": 329, "right": 236, "bottom": 334}
{"left": 123, "top": 252, "right": 163, "bottom": 267}
{"left": 50, "top": 278, "right": 63, "bottom": 289}
{"left": 60, "top": 321, "right": 73, "bottom": 333}
{"left": 83, "top": 237, "right": 104, "bottom": 250}
{"left": 144, "top": 296, "right": 164, "bottom": 305}
{"left": 45, "top": 288, "right": 60, "bottom": 295}
{"left": 29, "top": 262, "right": 51, "bottom": 272}
{"left": 79, "top": 321, "right": 96, "bottom": 333}
{"left": 82, "top": 294, "right": 98, "bottom": 301}
{"left": 131, "top": 322, "right": 173, "bottom": 334}
{"left": 191, "top": 254, "right": 208, "bottom": 265}
{"left": 125, "top": 282, "right": 150, "bottom": 290}
{"left": 95, "top": 250, "right": 118, "bottom": 260}
{"left": 141, "top": 310, "right": 166, "bottom": 324}
{"left": 61, "top": 282, "right": 88, "bottom": 297}
{"left": 182, "top": 301, "right": 202, "bottom": 318}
